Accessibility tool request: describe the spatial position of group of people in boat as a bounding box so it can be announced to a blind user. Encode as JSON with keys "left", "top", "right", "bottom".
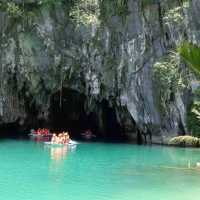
{"left": 31, "top": 127, "right": 95, "bottom": 142}
{"left": 81, "top": 129, "right": 96, "bottom": 140}
{"left": 51, "top": 132, "right": 70, "bottom": 144}
{"left": 33, "top": 128, "right": 50, "bottom": 136}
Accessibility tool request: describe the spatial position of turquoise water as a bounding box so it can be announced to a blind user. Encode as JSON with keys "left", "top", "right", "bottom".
{"left": 0, "top": 140, "right": 200, "bottom": 200}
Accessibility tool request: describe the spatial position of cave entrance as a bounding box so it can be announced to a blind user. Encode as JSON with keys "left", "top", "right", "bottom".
{"left": 0, "top": 121, "right": 28, "bottom": 139}
{"left": 49, "top": 89, "right": 126, "bottom": 141}
{"left": 49, "top": 88, "right": 98, "bottom": 139}
{"left": 100, "top": 99, "right": 125, "bottom": 141}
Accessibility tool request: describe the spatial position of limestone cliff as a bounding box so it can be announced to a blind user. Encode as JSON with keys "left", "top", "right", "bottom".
{"left": 0, "top": 0, "right": 197, "bottom": 143}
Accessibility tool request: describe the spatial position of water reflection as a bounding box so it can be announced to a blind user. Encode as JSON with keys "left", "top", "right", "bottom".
{"left": 116, "top": 145, "right": 200, "bottom": 177}
{"left": 30, "top": 135, "right": 51, "bottom": 143}
{"left": 50, "top": 146, "right": 68, "bottom": 161}
{"left": 44, "top": 143, "right": 77, "bottom": 165}
{"left": 47, "top": 145, "right": 77, "bottom": 186}
{"left": 47, "top": 146, "right": 68, "bottom": 179}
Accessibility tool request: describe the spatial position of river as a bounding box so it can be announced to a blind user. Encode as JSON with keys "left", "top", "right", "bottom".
{"left": 0, "top": 139, "right": 200, "bottom": 200}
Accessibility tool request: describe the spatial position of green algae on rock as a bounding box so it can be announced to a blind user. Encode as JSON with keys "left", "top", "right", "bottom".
{"left": 169, "top": 135, "right": 200, "bottom": 147}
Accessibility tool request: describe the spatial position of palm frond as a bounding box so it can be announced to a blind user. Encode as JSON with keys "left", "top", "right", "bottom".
{"left": 178, "top": 42, "right": 200, "bottom": 74}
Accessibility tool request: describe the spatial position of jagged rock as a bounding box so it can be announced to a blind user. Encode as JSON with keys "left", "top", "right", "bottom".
{"left": 0, "top": 0, "right": 197, "bottom": 143}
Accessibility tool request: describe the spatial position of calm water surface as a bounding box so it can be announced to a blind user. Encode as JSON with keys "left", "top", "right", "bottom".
{"left": 0, "top": 140, "right": 200, "bottom": 200}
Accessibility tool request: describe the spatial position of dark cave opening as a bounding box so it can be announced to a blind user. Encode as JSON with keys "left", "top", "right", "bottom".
{"left": 0, "top": 121, "right": 28, "bottom": 139}
{"left": 50, "top": 88, "right": 104, "bottom": 140}
{"left": 100, "top": 99, "right": 125, "bottom": 141}
{"left": 49, "top": 88, "right": 126, "bottom": 141}
{"left": 0, "top": 88, "right": 134, "bottom": 142}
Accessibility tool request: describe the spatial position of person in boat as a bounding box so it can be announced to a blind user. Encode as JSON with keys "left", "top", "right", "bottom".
{"left": 42, "top": 128, "right": 46, "bottom": 135}
{"left": 62, "top": 133, "right": 66, "bottom": 144}
{"left": 51, "top": 133, "right": 57, "bottom": 143}
{"left": 30, "top": 129, "right": 36, "bottom": 135}
{"left": 44, "top": 128, "right": 49, "bottom": 136}
{"left": 58, "top": 133, "right": 64, "bottom": 144}
{"left": 37, "top": 128, "right": 42, "bottom": 135}
{"left": 63, "top": 132, "right": 70, "bottom": 144}
{"left": 82, "top": 129, "right": 95, "bottom": 140}
{"left": 56, "top": 133, "right": 61, "bottom": 144}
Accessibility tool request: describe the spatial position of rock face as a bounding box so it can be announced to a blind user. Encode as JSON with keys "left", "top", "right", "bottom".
{"left": 0, "top": 0, "right": 197, "bottom": 143}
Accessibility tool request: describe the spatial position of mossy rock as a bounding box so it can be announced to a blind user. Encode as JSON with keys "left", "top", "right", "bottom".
{"left": 169, "top": 136, "right": 200, "bottom": 147}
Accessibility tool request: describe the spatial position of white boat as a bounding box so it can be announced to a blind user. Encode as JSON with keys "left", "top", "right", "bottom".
{"left": 29, "top": 133, "right": 53, "bottom": 137}
{"left": 44, "top": 140, "right": 78, "bottom": 147}
{"left": 29, "top": 133, "right": 43, "bottom": 137}
{"left": 69, "top": 140, "right": 79, "bottom": 145}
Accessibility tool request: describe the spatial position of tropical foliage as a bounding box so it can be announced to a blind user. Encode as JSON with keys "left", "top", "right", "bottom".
{"left": 178, "top": 42, "right": 200, "bottom": 136}
{"left": 141, "top": 0, "right": 156, "bottom": 8}
{"left": 0, "top": 2, "right": 23, "bottom": 18}
{"left": 163, "top": 1, "right": 189, "bottom": 25}
{"left": 169, "top": 135, "right": 200, "bottom": 147}
{"left": 99, "top": 0, "right": 129, "bottom": 23}
{"left": 69, "top": 0, "right": 100, "bottom": 26}
{"left": 153, "top": 54, "right": 187, "bottom": 114}
{"left": 178, "top": 42, "right": 200, "bottom": 74}
{"left": 187, "top": 100, "right": 200, "bottom": 137}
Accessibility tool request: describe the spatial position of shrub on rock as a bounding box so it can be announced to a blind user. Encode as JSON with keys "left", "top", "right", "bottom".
{"left": 169, "top": 136, "right": 200, "bottom": 147}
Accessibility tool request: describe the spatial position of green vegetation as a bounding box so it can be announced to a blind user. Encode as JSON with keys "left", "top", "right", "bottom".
{"left": 142, "top": 0, "right": 189, "bottom": 9}
{"left": 177, "top": 42, "right": 200, "bottom": 137}
{"left": 111, "top": 0, "right": 129, "bottom": 18}
{"left": 69, "top": 0, "right": 100, "bottom": 26}
{"left": 0, "top": 0, "right": 63, "bottom": 18}
{"left": 187, "top": 100, "right": 200, "bottom": 137}
{"left": 163, "top": 1, "right": 189, "bottom": 25}
{"left": 0, "top": 2, "right": 23, "bottom": 18}
{"left": 178, "top": 42, "right": 200, "bottom": 74}
{"left": 0, "top": 0, "right": 130, "bottom": 25}
{"left": 37, "top": 0, "right": 63, "bottom": 5}
{"left": 141, "top": 0, "right": 156, "bottom": 8}
{"left": 169, "top": 136, "right": 200, "bottom": 147}
{"left": 99, "top": 0, "right": 129, "bottom": 23}
{"left": 7, "top": 2, "right": 23, "bottom": 17}
{"left": 163, "top": 7, "right": 184, "bottom": 25}
{"left": 153, "top": 54, "right": 187, "bottom": 114}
